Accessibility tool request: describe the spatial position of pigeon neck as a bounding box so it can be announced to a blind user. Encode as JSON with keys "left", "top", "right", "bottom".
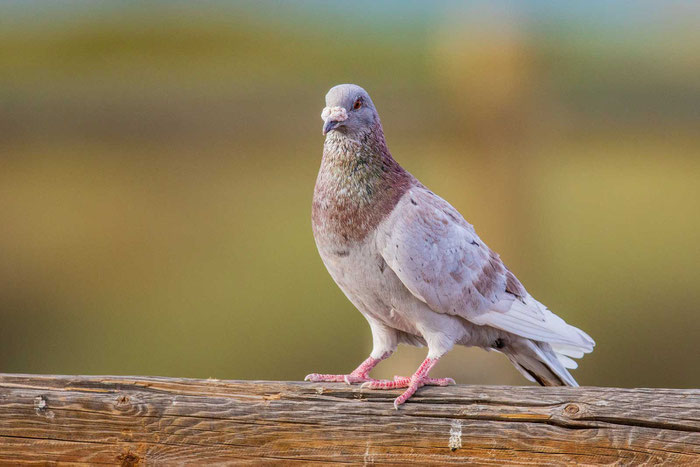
{"left": 314, "top": 124, "right": 415, "bottom": 243}
{"left": 322, "top": 122, "right": 397, "bottom": 170}
{"left": 321, "top": 124, "right": 406, "bottom": 196}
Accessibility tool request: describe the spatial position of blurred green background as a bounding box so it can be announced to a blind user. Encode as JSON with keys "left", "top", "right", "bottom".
{"left": 1, "top": 1, "right": 698, "bottom": 388}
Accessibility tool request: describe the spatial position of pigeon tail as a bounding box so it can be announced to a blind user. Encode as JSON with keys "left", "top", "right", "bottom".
{"left": 474, "top": 294, "right": 595, "bottom": 353}
{"left": 503, "top": 338, "right": 580, "bottom": 387}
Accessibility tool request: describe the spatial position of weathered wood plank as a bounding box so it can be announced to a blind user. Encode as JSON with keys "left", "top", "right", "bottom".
{"left": 0, "top": 374, "right": 697, "bottom": 465}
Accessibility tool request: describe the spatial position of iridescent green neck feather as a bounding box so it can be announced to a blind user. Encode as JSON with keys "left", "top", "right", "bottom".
{"left": 312, "top": 123, "right": 415, "bottom": 244}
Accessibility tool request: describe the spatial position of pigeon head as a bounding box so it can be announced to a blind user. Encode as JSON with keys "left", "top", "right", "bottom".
{"left": 322, "top": 84, "right": 379, "bottom": 136}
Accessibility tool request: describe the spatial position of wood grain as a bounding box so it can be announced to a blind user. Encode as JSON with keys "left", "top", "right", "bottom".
{"left": 0, "top": 374, "right": 697, "bottom": 465}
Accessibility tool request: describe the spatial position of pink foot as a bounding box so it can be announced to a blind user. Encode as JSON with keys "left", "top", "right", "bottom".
{"left": 359, "top": 357, "right": 454, "bottom": 408}
{"left": 304, "top": 355, "right": 386, "bottom": 385}
{"left": 361, "top": 375, "right": 455, "bottom": 389}
{"left": 304, "top": 372, "right": 374, "bottom": 384}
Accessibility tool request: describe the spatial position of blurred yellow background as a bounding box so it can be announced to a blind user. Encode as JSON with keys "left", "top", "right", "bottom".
{"left": 1, "top": 2, "right": 698, "bottom": 388}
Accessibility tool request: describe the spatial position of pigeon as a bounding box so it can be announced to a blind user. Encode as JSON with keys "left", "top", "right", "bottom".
{"left": 306, "top": 84, "right": 594, "bottom": 408}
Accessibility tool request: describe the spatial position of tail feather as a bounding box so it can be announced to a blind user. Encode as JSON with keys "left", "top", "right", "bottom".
{"left": 505, "top": 339, "right": 581, "bottom": 387}
{"left": 477, "top": 294, "right": 595, "bottom": 353}
{"left": 557, "top": 354, "right": 578, "bottom": 369}
{"left": 480, "top": 294, "right": 595, "bottom": 386}
{"left": 550, "top": 344, "right": 586, "bottom": 359}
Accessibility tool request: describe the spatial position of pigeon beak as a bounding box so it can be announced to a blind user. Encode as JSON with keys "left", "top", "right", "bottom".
{"left": 322, "top": 119, "right": 340, "bottom": 135}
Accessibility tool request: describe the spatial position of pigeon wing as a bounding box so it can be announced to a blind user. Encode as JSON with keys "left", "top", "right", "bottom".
{"left": 377, "top": 186, "right": 594, "bottom": 351}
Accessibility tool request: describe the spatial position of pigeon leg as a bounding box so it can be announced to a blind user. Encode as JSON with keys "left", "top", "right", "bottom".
{"left": 305, "top": 353, "right": 389, "bottom": 385}
{"left": 360, "top": 357, "right": 455, "bottom": 408}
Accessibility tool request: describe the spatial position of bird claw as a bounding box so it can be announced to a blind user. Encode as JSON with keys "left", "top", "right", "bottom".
{"left": 304, "top": 373, "right": 372, "bottom": 384}
{"left": 361, "top": 374, "right": 456, "bottom": 408}
{"left": 361, "top": 378, "right": 404, "bottom": 390}
{"left": 342, "top": 374, "right": 375, "bottom": 385}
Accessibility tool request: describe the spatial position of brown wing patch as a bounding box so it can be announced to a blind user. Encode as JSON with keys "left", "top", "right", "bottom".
{"left": 450, "top": 269, "right": 463, "bottom": 282}
{"left": 474, "top": 249, "right": 506, "bottom": 301}
{"left": 505, "top": 269, "right": 526, "bottom": 300}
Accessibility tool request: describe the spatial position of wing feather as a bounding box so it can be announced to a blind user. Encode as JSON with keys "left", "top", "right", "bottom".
{"left": 377, "top": 186, "right": 594, "bottom": 352}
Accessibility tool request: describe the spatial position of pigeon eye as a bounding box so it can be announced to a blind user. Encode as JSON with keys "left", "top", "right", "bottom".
{"left": 353, "top": 99, "right": 362, "bottom": 110}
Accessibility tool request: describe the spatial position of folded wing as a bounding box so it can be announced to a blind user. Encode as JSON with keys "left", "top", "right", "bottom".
{"left": 376, "top": 186, "right": 594, "bottom": 352}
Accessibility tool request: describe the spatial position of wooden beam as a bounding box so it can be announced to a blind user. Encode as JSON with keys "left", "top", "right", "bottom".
{"left": 0, "top": 374, "right": 697, "bottom": 464}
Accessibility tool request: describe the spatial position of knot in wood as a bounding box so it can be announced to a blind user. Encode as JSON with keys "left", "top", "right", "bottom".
{"left": 34, "top": 395, "right": 54, "bottom": 418}
{"left": 34, "top": 396, "right": 47, "bottom": 410}
{"left": 117, "top": 451, "right": 140, "bottom": 466}
{"left": 116, "top": 395, "right": 130, "bottom": 407}
{"left": 564, "top": 403, "right": 580, "bottom": 415}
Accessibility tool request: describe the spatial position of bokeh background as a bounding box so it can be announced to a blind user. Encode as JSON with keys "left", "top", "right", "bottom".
{"left": 1, "top": 1, "right": 698, "bottom": 388}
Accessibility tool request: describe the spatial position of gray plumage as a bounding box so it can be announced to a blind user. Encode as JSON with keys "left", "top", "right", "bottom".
{"left": 307, "top": 84, "right": 594, "bottom": 404}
